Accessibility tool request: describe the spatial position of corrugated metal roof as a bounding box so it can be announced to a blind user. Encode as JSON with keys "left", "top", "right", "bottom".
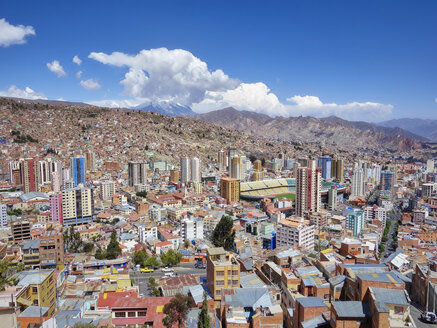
{"left": 297, "top": 297, "right": 327, "bottom": 308}
{"left": 332, "top": 301, "right": 371, "bottom": 318}
{"left": 371, "top": 288, "right": 409, "bottom": 306}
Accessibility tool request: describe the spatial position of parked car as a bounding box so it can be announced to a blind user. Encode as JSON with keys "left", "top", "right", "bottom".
{"left": 195, "top": 261, "right": 206, "bottom": 269}
{"left": 140, "top": 267, "right": 154, "bottom": 273}
{"left": 421, "top": 312, "right": 437, "bottom": 323}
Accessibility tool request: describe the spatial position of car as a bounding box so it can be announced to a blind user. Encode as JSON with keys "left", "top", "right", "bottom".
{"left": 421, "top": 312, "right": 437, "bottom": 323}
{"left": 140, "top": 268, "right": 154, "bottom": 273}
{"left": 195, "top": 262, "right": 206, "bottom": 269}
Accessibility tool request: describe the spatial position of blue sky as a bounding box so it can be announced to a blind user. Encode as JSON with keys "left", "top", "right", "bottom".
{"left": 0, "top": 0, "right": 436, "bottom": 121}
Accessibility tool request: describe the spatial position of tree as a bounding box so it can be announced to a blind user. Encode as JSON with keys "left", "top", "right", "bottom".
{"left": 145, "top": 256, "right": 160, "bottom": 268}
{"left": 162, "top": 294, "right": 195, "bottom": 328}
{"left": 106, "top": 231, "right": 122, "bottom": 259}
{"left": 64, "top": 226, "right": 83, "bottom": 253}
{"left": 133, "top": 249, "right": 148, "bottom": 267}
{"left": 198, "top": 292, "right": 210, "bottom": 328}
{"left": 161, "top": 249, "right": 182, "bottom": 266}
{"left": 211, "top": 215, "right": 235, "bottom": 251}
{"left": 136, "top": 191, "right": 148, "bottom": 198}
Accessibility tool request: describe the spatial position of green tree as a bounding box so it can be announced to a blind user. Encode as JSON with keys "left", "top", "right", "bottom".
{"left": 198, "top": 292, "right": 210, "bottom": 328}
{"left": 145, "top": 256, "right": 160, "bottom": 268}
{"left": 162, "top": 293, "right": 195, "bottom": 328}
{"left": 106, "top": 231, "right": 122, "bottom": 259}
{"left": 64, "top": 226, "right": 83, "bottom": 252}
{"left": 136, "top": 191, "right": 148, "bottom": 198}
{"left": 161, "top": 249, "right": 182, "bottom": 266}
{"left": 211, "top": 215, "right": 235, "bottom": 251}
{"left": 133, "top": 249, "right": 148, "bottom": 267}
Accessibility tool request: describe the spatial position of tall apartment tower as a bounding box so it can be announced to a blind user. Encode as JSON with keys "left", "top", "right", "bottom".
{"left": 180, "top": 157, "right": 191, "bottom": 183}
{"left": 86, "top": 151, "right": 97, "bottom": 172}
{"left": 351, "top": 168, "right": 365, "bottom": 199}
{"left": 0, "top": 204, "right": 7, "bottom": 227}
{"left": 39, "top": 231, "right": 64, "bottom": 270}
{"left": 227, "top": 146, "right": 237, "bottom": 169}
{"left": 220, "top": 177, "right": 240, "bottom": 204}
{"left": 62, "top": 186, "right": 94, "bottom": 226}
{"left": 100, "top": 181, "right": 116, "bottom": 201}
{"left": 20, "top": 158, "right": 38, "bottom": 193}
{"left": 190, "top": 157, "right": 201, "bottom": 183}
{"left": 218, "top": 150, "right": 227, "bottom": 171}
{"left": 230, "top": 156, "right": 242, "bottom": 180}
{"left": 128, "top": 161, "right": 147, "bottom": 187}
{"left": 206, "top": 247, "right": 240, "bottom": 300}
{"left": 331, "top": 159, "right": 344, "bottom": 183}
{"left": 50, "top": 194, "right": 63, "bottom": 224}
{"left": 70, "top": 157, "right": 86, "bottom": 187}
{"left": 317, "top": 156, "right": 332, "bottom": 180}
{"left": 169, "top": 170, "right": 179, "bottom": 183}
{"left": 296, "top": 160, "right": 321, "bottom": 217}
{"left": 380, "top": 170, "right": 396, "bottom": 199}
{"left": 9, "top": 160, "right": 21, "bottom": 186}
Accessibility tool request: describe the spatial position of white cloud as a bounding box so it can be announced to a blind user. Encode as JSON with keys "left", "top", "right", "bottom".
{"left": 46, "top": 60, "right": 66, "bottom": 77}
{"left": 76, "top": 71, "right": 83, "bottom": 78}
{"left": 72, "top": 55, "right": 82, "bottom": 65}
{"left": 88, "top": 47, "right": 239, "bottom": 105}
{"left": 80, "top": 78, "right": 101, "bottom": 90}
{"left": 0, "top": 18, "right": 35, "bottom": 47}
{"left": 0, "top": 85, "right": 47, "bottom": 100}
{"left": 87, "top": 99, "right": 142, "bottom": 108}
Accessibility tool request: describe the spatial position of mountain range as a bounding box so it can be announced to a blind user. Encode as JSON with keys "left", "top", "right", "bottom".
{"left": 378, "top": 118, "right": 437, "bottom": 142}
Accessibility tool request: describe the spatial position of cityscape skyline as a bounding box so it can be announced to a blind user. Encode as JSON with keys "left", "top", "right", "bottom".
{"left": 0, "top": 1, "right": 436, "bottom": 121}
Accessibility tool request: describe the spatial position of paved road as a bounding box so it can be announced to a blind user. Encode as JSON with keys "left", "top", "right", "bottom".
{"left": 410, "top": 303, "right": 436, "bottom": 328}
{"left": 130, "top": 262, "right": 207, "bottom": 296}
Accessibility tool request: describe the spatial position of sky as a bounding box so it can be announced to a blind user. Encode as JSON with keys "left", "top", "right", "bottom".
{"left": 0, "top": 0, "right": 436, "bottom": 122}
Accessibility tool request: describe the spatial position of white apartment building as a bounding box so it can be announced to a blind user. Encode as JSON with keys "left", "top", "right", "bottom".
{"left": 62, "top": 187, "right": 94, "bottom": 226}
{"left": 0, "top": 204, "right": 7, "bottom": 227}
{"left": 190, "top": 157, "right": 201, "bottom": 183}
{"left": 180, "top": 217, "right": 204, "bottom": 240}
{"left": 139, "top": 225, "right": 158, "bottom": 243}
{"left": 276, "top": 217, "right": 315, "bottom": 250}
{"left": 363, "top": 205, "right": 387, "bottom": 227}
{"left": 351, "top": 168, "right": 364, "bottom": 198}
{"left": 100, "top": 181, "right": 116, "bottom": 201}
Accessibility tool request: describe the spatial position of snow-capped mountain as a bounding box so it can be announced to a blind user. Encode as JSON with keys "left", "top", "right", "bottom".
{"left": 134, "top": 100, "right": 195, "bottom": 116}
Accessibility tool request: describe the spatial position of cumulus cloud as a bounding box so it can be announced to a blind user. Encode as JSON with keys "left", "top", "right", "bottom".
{"left": 0, "top": 85, "right": 47, "bottom": 100}
{"left": 88, "top": 48, "right": 239, "bottom": 105}
{"left": 46, "top": 60, "right": 66, "bottom": 77}
{"left": 0, "top": 18, "right": 35, "bottom": 47}
{"left": 72, "top": 55, "right": 82, "bottom": 65}
{"left": 80, "top": 78, "right": 101, "bottom": 90}
{"left": 76, "top": 71, "right": 83, "bottom": 78}
{"left": 87, "top": 99, "right": 142, "bottom": 108}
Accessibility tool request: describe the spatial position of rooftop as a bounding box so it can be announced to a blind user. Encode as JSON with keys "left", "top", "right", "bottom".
{"left": 332, "top": 301, "right": 371, "bottom": 318}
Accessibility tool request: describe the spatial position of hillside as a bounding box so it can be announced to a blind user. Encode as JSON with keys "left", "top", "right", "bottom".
{"left": 379, "top": 118, "right": 437, "bottom": 142}
{"left": 195, "top": 108, "right": 425, "bottom": 152}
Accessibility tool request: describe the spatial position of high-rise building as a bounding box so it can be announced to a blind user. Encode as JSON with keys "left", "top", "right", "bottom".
{"left": 39, "top": 231, "right": 64, "bottom": 270}
{"left": 276, "top": 217, "right": 315, "bottom": 250}
{"left": 206, "top": 247, "right": 240, "bottom": 300}
{"left": 344, "top": 208, "right": 364, "bottom": 237}
{"left": 351, "top": 168, "right": 365, "bottom": 199}
{"left": 220, "top": 177, "right": 240, "bottom": 204}
{"left": 100, "top": 181, "right": 116, "bottom": 201}
{"left": 9, "top": 160, "right": 21, "bottom": 186}
{"left": 62, "top": 186, "right": 94, "bottom": 226}
{"left": 331, "top": 159, "right": 344, "bottom": 183}
{"left": 230, "top": 157, "right": 242, "bottom": 180}
{"left": 427, "top": 159, "right": 435, "bottom": 173}
{"left": 328, "top": 186, "right": 337, "bottom": 211}
{"left": 191, "top": 157, "right": 201, "bottom": 183}
{"left": 296, "top": 160, "right": 321, "bottom": 217}
{"left": 0, "top": 204, "right": 7, "bottom": 227}
{"left": 70, "top": 157, "right": 86, "bottom": 187}
{"left": 227, "top": 146, "right": 237, "bottom": 169}
{"left": 253, "top": 160, "right": 262, "bottom": 172}
{"left": 253, "top": 171, "right": 264, "bottom": 181}
{"left": 218, "top": 150, "right": 227, "bottom": 171}
{"left": 180, "top": 157, "right": 191, "bottom": 183}
{"left": 380, "top": 170, "right": 395, "bottom": 199}
{"left": 181, "top": 217, "right": 204, "bottom": 240}
{"left": 37, "top": 160, "right": 51, "bottom": 186}
{"left": 50, "top": 194, "right": 63, "bottom": 224}
{"left": 128, "top": 161, "right": 147, "bottom": 187}
{"left": 169, "top": 169, "right": 179, "bottom": 183}
{"left": 317, "top": 156, "right": 332, "bottom": 180}
{"left": 86, "top": 151, "right": 97, "bottom": 172}
{"left": 51, "top": 171, "right": 62, "bottom": 193}
{"left": 20, "top": 158, "right": 38, "bottom": 193}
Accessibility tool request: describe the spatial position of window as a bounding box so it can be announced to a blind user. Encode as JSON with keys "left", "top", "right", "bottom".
{"left": 394, "top": 306, "right": 404, "bottom": 314}
{"left": 216, "top": 280, "right": 224, "bottom": 286}
{"left": 128, "top": 312, "right": 136, "bottom": 317}
{"left": 232, "top": 270, "right": 238, "bottom": 276}
{"left": 33, "top": 299, "right": 39, "bottom": 305}
{"left": 32, "top": 287, "right": 38, "bottom": 294}
{"left": 115, "top": 312, "right": 126, "bottom": 318}
{"left": 216, "top": 271, "right": 224, "bottom": 276}
{"left": 232, "top": 280, "right": 238, "bottom": 286}
{"left": 138, "top": 311, "right": 147, "bottom": 317}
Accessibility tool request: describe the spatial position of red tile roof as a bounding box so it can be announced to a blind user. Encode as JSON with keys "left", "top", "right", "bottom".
{"left": 97, "top": 291, "right": 138, "bottom": 309}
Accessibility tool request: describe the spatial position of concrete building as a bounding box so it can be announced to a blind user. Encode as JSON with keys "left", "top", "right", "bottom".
{"left": 169, "top": 169, "right": 179, "bottom": 183}
{"left": 218, "top": 150, "right": 227, "bottom": 171}
{"left": 276, "top": 217, "right": 315, "bottom": 250}
{"left": 351, "top": 168, "right": 365, "bottom": 199}
{"left": 49, "top": 194, "right": 63, "bottom": 224}
{"left": 100, "top": 180, "right": 116, "bottom": 201}
{"left": 220, "top": 177, "right": 240, "bottom": 204}
{"left": 39, "top": 231, "right": 64, "bottom": 270}
{"left": 230, "top": 156, "right": 242, "bottom": 180}
{"left": 12, "top": 220, "right": 31, "bottom": 244}
{"left": 328, "top": 186, "right": 337, "bottom": 211}
{"left": 180, "top": 216, "right": 204, "bottom": 240}
{"left": 128, "top": 161, "right": 147, "bottom": 187}
{"left": 344, "top": 208, "right": 364, "bottom": 237}
{"left": 317, "top": 156, "right": 332, "bottom": 180}
{"left": 70, "top": 156, "right": 86, "bottom": 187}
{"left": 139, "top": 225, "right": 158, "bottom": 243}
{"left": 296, "top": 160, "right": 321, "bottom": 217}
{"left": 206, "top": 247, "right": 240, "bottom": 300}
{"left": 331, "top": 158, "right": 344, "bottom": 183}
{"left": 0, "top": 204, "right": 7, "bottom": 227}
{"left": 20, "top": 159, "right": 37, "bottom": 193}
{"left": 61, "top": 186, "right": 94, "bottom": 226}
{"left": 363, "top": 205, "right": 387, "bottom": 227}
{"left": 423, "top": 183, "right": 436, "bottom": 197}
{"left": 380, "top": 170, "right": 395, "bottom": 199}
{"left": 227, "top": 146, "right": 237, "bottom": 169}
{"left": 86, "top": 151, "right": 97, "bottom": 172}
{"left": 190, "top": 157, "right": 201, "bottom": 183}
{"left": 180, "top": 157, "right": 190, "bottom": 183}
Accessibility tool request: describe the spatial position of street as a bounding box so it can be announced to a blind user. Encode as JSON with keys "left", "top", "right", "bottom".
{"left": 129, "top": 262, "right": 207, "bottom": 296}
{"left": 410, "top": 303, "right": 436, "bottom": 328}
